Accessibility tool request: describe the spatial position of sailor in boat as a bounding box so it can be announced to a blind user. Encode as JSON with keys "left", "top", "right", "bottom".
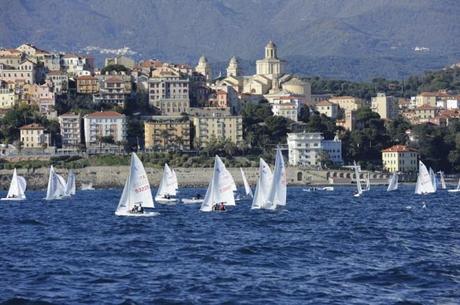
{"left": 130, "top": 204, "right": 145, "bottom": 214}
{"left": 213, "top": 202, "right": 226, "bottom": 211}
{"left": 8, "top": 194, "right": 17, "bottom": 199}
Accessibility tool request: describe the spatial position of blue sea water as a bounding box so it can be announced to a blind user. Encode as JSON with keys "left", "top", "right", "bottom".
{"left": 0, "top": 185, "right": 459, "bottom": 305}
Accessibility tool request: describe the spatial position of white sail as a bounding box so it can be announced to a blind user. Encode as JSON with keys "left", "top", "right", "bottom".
{"left": 387, "top": 172, "right": 398, "bottom": 192}
{"left": 429, "top": 168, "right": 437, "bottom": 192}
{"left": 65, "top": 169, "right": 76, "bottom": 196}
{"left": 265, "top": 147, "right": 287, "bottom": 209}
{"left": 240, "top": 168, "right": 253, "bottom": 198}
{"left": 415, "top": 161, "right": 436, "bottom": 194}
{"left": 2, "top": 169, "right": 26, "bottom": 200}
{"left": 354, "top": 161, "right": 363, "bottom": 196}
{"left": 200, "top": 155, "right": 236, "bottom": 212}
{"left": 46, "top": 166, "right": 67, "bottom": 200}
{"left": 115, "top": 153, "right": 154, "bottom": 215}
{"left": 156, "top": 163, "right": 177, "bottom": 198}
{"left": 251, "top": 159, "right": 273, "bottom": 209}
{"left": 439, "top": 172, "right": 446, "bottom": 189}
{"left": 172, "top": 169, "right": 179, "bottom": 191}
{"left": 365, "top": 172, "right": 371, "bottom": 191}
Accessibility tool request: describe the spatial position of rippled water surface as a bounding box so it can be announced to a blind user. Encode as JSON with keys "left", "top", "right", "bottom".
{"left": 1, "top": 185, "right": 459, "bottom": 305}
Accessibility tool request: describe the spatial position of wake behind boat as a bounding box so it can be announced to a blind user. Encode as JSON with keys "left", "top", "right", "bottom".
{"left": 1, "top": 168, "right": 27, "bottom": 201}
{"left": 115, "top": 153, "right": 157, "bottom": 217}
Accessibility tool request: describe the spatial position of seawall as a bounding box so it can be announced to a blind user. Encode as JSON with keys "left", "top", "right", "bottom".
{"left": 0, "top": 166, "right": 394, "bottom": 190}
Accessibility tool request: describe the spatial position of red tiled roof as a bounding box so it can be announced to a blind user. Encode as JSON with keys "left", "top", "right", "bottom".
{"left": 416, "top": 104, "right": 437, "bottom": 110}
{"left": 20, "top": 123, "right": 44, "bottom": 130}
{"left": 77, "top": 75, "right": 97, "bottom": 80}
{"left": 317, "top": 100, "right": 335, "bottom": 106}
{"left": 86, "top": 111, "right": 123, "bottom": 118}
{"left": 382, "top": 145, "right": 417, "bottom": 153}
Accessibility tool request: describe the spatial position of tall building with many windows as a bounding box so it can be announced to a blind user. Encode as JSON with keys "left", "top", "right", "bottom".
{"left": 371, "top": 92, "right": 399, "bottom": 120}
{"left": 58, "top": 112, "right": 82, "bottom": 148}
{"left": 148, "top": 66, "right": 190, "bottom": 115}
{"left": 83, "top": 111, "right": 127, "bottom": 149}
{"left": 191, "top": 111, "right": 243, "bottom": 148}
{"left": 144, "top": 116, "right": 191, "bottom": 151}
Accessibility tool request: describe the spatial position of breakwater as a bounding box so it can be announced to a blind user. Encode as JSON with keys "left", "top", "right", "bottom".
{"left": 0, "top": 166, "right": 395, "bottom": 190}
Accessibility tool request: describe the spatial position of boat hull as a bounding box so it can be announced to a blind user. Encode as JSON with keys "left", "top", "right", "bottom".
{"left": 181, "top": 198, "right": 204, "bottom": 204}
{"left": 1, "top": 197, "right": 25, "bottom": 201}
{"left": 115, "top": 211, "right": 160, "bottom": 217}
{"left": 155, "top": 197, "right": 177, "bottom": 204}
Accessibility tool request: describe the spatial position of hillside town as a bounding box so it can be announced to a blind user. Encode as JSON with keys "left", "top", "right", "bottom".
{"left": 0, "top": 42, "right": 460, "bottom": 174}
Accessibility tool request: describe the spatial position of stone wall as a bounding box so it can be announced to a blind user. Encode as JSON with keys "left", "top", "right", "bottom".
{"left": 0, "top": 166, "right": 393, "bottom": 190}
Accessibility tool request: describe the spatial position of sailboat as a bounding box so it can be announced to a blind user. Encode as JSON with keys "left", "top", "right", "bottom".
{"left": 1, "top": 168, "right": 27, "bottom": 201}
{"left": 240, "top": 168, "right": 253, "bottom": 198}
{"left": 115, "top": 153, "right": 156, "bottom": 216}
{"left": 155, "top": 163, "right": 177, "bottom": 204}
{"left": 415, "top": 161, "right": 436, "bottom": 195}
{"left": 439, "top": 171, "right": 447, "bottom": 190}
{"left": 387, "top": 172, "right": 399, "bottom": 192}
{"left": 429, "top": 167, "right": 437, "bottom": 192}
{"left": 81, "top": 183, "right": 95, "bottom": 191}
{"left": 264, "top": 147, "right": 287, "bottom": 210}
{"left": 200, "top": 155, "right": 236, "bottom": 212}
{"left": 353, "top": 161, "right": 363, "bottom": 197}
{"left": 447, "top": 178, "right": 460, "bottom": 193}
{"left": 45, "top": 165, "right": 67, "bottom": 200}
{"left": 64, "top": 169, "right": 76, "bottom": 197}
{"left": 251, "top": 158, "right": 273, "bottom": 209}
{"left": 364, "top": 172, "right": 371, "bottom": 191}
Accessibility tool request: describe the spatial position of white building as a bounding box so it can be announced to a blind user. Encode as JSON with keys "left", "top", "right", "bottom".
{"left": 446, "top": 99, "right": 460, "bottom": 110}
{"left": 83, "top": 111, "right": 127, "bottom": 148}
{"left": 270, "top": 97, "right": 299, "bottom": 121}
{"left": 287, "top": 132, "right": 343, "bottom": 167}
{"left": 315, "top": 100, "right": 338, "bottom": 119}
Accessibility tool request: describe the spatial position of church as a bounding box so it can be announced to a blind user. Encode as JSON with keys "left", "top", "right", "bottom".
{"left": 197, "top": 41, "right": 311, "bottom": 105}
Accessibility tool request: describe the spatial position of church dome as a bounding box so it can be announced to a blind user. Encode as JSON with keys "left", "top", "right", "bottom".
{"left": 282, "top": 77, "right": 310, "bottom": 96}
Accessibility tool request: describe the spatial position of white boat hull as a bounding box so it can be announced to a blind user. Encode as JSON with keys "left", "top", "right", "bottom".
{"left": 182, "top": 198, "right": 204, "bottom": 204}
{"left": 115, "top": 211, "right": 160, "bottom": 217}
{"left": 1, "top": 197, "right": 25, "bottom": 201}
{"left": 155, "top": 197, "right": 177, "bottom": 204}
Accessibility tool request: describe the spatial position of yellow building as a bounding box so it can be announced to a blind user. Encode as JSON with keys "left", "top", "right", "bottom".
{"left": 382, "top": 145, "right": 418, "bottom": 173}
{"left": 191, "top": 113, "right": 243, "bottom": 148}
{"left": 20, "top": 123, "right": 50, "bottom": 149}
{"left": 0, "top": 88, "right": 15, "bottom": 109}
{"left": 415, "top": 92, "right": 438, "bottom": 107}
{"left": 144, "top": 116, "right": 190, "bottom": 151}
{"left": 328, "top": 96, "right": 364, "bottom": 112}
